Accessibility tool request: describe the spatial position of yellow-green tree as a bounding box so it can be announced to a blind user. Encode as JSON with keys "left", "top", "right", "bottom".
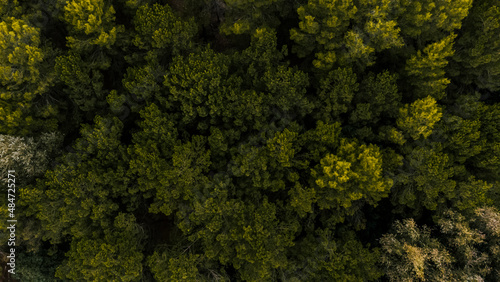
{"left": 132, "top": 3, "right": 197, "bottom": 52}
{"left": 404, "top": 34, "right": 457, "bottom": 100}
{"left": 290, "top": 0, "right": 404, "bottom": 70}
{"left": 0, "top": 17, "right": 57, "bottom": 135}
{"left": 396, "top": 0, "right": 472, "bottom": 44}
{"left": 396, "top": 96, "right": 443, "bottom": 141}
{"left": 62, "top": 0, "right": 123, "bottom": 51}
{"left": 304, "top": 138, "right": 393, "bottom": 224}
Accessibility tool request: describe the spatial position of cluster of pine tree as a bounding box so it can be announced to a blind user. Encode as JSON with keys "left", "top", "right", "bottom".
{"left": 1, "top": 0, "right": 499, "bottom": 281}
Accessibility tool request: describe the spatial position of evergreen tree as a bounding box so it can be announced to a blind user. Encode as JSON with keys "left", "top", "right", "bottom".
{"left": 306, "top": 138, "right": 393, "bottom": 224}
{"left": 291, "top": 0, "right": 405, "bottom": 70}
{"left": 219, "top": 0, "right": 294, "bottom": 35}
{"left": 313, "top": 67, "right": 358, "bottom": 122}
{"left": 3, "top": 1, "right": 499, "bottom": 281}
{"left": 396, "top": 96, "right": 443, "bottom": 141}
{"left": 451, "top": 0, "right": 500, "bottom": 91}
{"left": 396, "top": 0, "right": 472, "bottom": 44}
{"left": 404, "top": 34, "right": 457, "bottom": 100}
{"left": 132, "top": 3, "right": 197, "bottom": 52}
{"left": 62, "top": 0, "right": 123, "bottom": 51}
{"left": 0, "top": 17, "right": 57, "bottom": 135}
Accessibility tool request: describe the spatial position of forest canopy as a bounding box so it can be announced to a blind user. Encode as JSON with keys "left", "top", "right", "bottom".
{"left": 1, "top": 0, "right": 499, "bottom": 281}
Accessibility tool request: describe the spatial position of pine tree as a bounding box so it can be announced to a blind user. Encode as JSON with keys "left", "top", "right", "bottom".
{"left": 219, "top": 0, "right": 293, "bottom": 35}
{"left": 0, "top": 17, "right": 57, "bottom": 135}
{"left": 313, "top": 67, "right": 358, "bottom": 122}
{"left": 291, "top": 0, "right": 404, "bottom": 70}
{"left": 404, "top": 34, "right": 456, "bottom": 100}
{"left": 132, "top": 3, "right": 197, "bottom": 53}
{"left": 62, "top": 0, "right": 124, "bottom": 51}
{"left": 391, "top": 146, "right": 456, "bottom": 212}
{"left": 55, "top": 213, "right": 144, "bottom": 281}
{"left": 306, "top": 138, "right": 393, "bottom": 224}
{"left": 286, "top": 229, "right": 382, "bottom": 281}
{"left": 18, "top": 116, "right": 132, "bottom": 246}
{"left": 349, "top": 70, "right": 401, "bottom": 141}
{"left": 396, "top": 96, "right": 443, "bottom": 140}
{"left": 396, "top": 0, "right": 472, "bottom": 44}
{"left": 55, "top": 53, "right": 108, "bottom": 112}
{"left": 451, "top": 0, "right": 500, "bottom": 91}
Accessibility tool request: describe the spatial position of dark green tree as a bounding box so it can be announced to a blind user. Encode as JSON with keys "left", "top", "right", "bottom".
{"left": 451, "top": 0, "right": 500, "bottom": 91}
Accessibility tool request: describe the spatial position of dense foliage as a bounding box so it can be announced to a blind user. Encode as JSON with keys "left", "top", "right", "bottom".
{"left": 1, "top": 0, "right": 499, "bottom": 281}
